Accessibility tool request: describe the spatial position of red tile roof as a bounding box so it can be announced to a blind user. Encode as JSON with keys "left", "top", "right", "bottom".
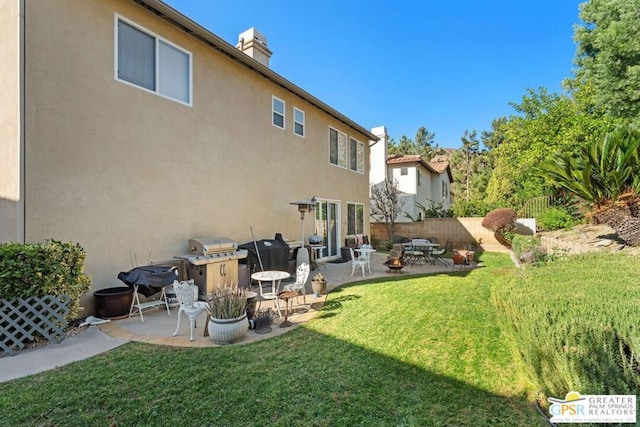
{"left": 386, "top": 155, "right": 454, "bottom": 182}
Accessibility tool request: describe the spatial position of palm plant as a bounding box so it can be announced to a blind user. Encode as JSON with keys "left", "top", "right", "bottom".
{"left": 539, "top": 126, "right": 640, "bottom": 245}
{"left": 207, "top": 285, "right": 247, "bottom": 319}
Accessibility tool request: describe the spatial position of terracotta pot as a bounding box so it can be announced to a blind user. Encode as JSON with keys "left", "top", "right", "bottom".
{"left": 208, "top": 313, "right": 248, "bottom": 344}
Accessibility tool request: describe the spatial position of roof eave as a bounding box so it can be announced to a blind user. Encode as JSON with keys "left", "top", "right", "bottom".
{"left": 132, "top": 0, "right": 379, "bottom": 141}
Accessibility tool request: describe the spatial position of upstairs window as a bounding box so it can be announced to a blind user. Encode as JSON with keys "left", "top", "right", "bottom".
{"left": 349, "top": 137, "right": 364, "bottom": 173}
{"left": 347, "top": 203, "right": 364, "bottom": 235}
{"left": 400, "top": 167, "right": 408, "bottom": 176}
{"left": 293, "top": 107, "right": 305, "bottom": 137}
{"left": 329, "top": 127, "right": 347, "bottom": 168}
{"left": 116, "top": 17, "right": 191, "bottom": 105}
{"left": 273, "top": 96, "right": 285, "bottom": 128}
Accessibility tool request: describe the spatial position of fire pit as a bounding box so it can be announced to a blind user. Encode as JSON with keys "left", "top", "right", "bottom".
{"left": 384, "top": 257, "right": 406, "bottom": 273}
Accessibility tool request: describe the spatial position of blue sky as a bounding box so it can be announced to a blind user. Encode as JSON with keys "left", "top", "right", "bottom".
{"left": 163, "top": 0, "right": 584, "bottom": 148}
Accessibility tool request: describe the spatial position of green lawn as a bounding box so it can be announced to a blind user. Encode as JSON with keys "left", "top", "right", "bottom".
{"left": 0, "top": 253, "right": 546, "bottom": 426}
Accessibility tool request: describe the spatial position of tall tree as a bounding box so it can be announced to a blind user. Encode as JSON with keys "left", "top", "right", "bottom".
{"left": 460, "top": 130, "right": 480, "bottom": 202}
{"left": 573, "top": 0, "right": 640, "bottom": 120}
{"left": 414, "top": 126, "right": 438, "bottom": 160}
{"left": 387, "top": 126, "right": 442, "bottom": 159}
{"left": 485, "top": 86, "right": 620, "bottom": 208}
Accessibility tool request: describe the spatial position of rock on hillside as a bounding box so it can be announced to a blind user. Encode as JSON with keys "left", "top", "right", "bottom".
{"left": 538, "top": 224, "right": 640, "bottom": 255}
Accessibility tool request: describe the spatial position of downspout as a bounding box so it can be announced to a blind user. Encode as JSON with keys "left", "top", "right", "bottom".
{"left": 19, "top": 0, "right": 26, "bottom": 243}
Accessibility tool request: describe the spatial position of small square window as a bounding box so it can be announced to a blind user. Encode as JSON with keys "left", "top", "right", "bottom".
{"left": 294, "top": 107, "right": 305, "bottom": 137}
{"left": 273, "top": 96, "right": 285, "bottom": 129}
{"left": 400, "top": 167, "right": 408, "bottom": 176}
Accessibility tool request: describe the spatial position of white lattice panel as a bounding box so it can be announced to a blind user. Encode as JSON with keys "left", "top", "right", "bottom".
{"left": 1, "top": 294, "right": 70, "bottom": 357}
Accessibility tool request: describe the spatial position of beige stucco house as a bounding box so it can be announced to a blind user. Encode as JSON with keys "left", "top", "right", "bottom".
{"left": 0, "top": 0, "right": 378, "bottom": 307}
{"left": 369, "top": 127, "right": 453, "bottom": 223}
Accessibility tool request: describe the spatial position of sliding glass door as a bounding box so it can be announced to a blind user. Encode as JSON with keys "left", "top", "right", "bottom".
{"left": 314, "top": 200, "right": 340, "bottom": 258}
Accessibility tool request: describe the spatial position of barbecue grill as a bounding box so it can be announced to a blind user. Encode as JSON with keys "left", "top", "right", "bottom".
{"left": 175, "top": 237, "right": 247, "bottom": 299}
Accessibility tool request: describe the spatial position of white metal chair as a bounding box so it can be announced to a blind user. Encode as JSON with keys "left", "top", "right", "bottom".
{"left": 349, "top": 247, "right": 367, "bottom": 277}
{"left": 281, "top": 262, "right": 310, "bottom": 309}
{"left": 172, "top": 279, "right": 209, "bottom": 341}
{"left": 358, "top": 244, "right": 374, "bottom": 273}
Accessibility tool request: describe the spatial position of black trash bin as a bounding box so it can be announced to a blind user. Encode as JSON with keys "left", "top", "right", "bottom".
{"left": 341, "top": 246, "right": 352, "bottom": 261}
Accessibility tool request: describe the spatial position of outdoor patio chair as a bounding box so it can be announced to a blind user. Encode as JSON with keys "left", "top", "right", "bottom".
{"left": 431, "top": 240, "right": 453, "bottom": 266}
{"left": 358, "top": 244, "right": 374, "bottom": 273}
{"left": 452, "top": 244, "right": 476, "bottom": 269}
{"left": 349, "top": 247, "right": 367, "bottom": 277}
{"left": 172, "top": 279, "right": 209, "bottom": 341}
{"left": 404, "top": 239, "right": 429, "bottom": 266}
{"left": 281, "top": 262, "right": 310, "bottom": 309}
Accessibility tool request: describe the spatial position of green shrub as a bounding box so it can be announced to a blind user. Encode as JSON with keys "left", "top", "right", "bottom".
{"left": 482, "top": 208, "right": 517, "bottom": 248}
{"left": 511, "top": 235, "right": 557, "bottom": 266}
{"left": 492, "top": 252, "right": 640, "bottom": 398}
{"left": 0, "top": 239, "right": 91, "bottom": 318}
{"left": 452, "top": 199, "right": 493, "bottom": 217}
{"left": 537, "top": 206, "right": 577, "bottom": 230}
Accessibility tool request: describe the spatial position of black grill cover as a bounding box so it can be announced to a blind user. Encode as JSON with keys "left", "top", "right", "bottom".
{"left": 239, "top": 235, "right": 290, "bottom": 273}
{"left": 117, "top": 265, "right": 178, "bottom": 297}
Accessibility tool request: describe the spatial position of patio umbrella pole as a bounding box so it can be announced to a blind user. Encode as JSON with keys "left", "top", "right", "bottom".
{"left": 249, "top": 226, "right": 264, "bottom": 271}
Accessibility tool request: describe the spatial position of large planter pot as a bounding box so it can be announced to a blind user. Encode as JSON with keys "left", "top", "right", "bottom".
{"left": 94, "top": 287, "right": 133, "bottom": 319}
{"left": 311, "top": 280, "right": 327, "bottom": 297}
{"left": 208, "top": 313, "right": 249, "bottom": 344}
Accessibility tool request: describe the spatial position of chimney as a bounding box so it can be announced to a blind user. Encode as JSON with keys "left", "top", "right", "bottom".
{"left": 369, "top": 126, "right": 389, "bottom": 187}
{"left": 236, "top": 27, "right": 272, "bottom": 67}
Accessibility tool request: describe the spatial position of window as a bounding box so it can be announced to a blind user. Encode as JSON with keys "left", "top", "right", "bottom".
{"left": 400, "top": 167, "right": 408, "bottom": 176}
{"left": 116, "top": 17, "right": 191, "bottom": 105}
{"left": 442, "top": 181, "right": 448, "bottom": 197}
{"left": 347, "top": 203, "right": 364, "bottom": 235}
{"left": 349, "top": 138, "right": 364, "bottom": 173}
{"left": 329, "top": 127, "right": 347, "bottom": 168}
{"left": 273, "top": 96, "right": 285, "bottom": 128}
{"left": 416, "top": 171, "right": 421, "bottom": 186}
{"left": 293, "top": 107, "right": 305, "bottom": 137}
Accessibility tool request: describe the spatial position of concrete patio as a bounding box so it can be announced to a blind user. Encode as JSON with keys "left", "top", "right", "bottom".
{"left": 98, "top": 252, "right": 463, "bottom": 347}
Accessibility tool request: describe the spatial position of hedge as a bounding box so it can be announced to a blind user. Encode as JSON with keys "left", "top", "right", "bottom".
{"left": 0, "top": 240, "right": 91, "bottom": 318}
{"left": 492, "top": 252, "right": 640, "bottom": 397}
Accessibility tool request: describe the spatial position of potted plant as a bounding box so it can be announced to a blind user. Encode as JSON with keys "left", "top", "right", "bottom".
{"left": 207, "top": 284, "right": 249, "bottom": 344}
{"left": 311, "top": 273, "right": 327, "bottom": 297}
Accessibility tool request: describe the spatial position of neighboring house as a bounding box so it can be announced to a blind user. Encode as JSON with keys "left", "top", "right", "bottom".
{"left": 0, "top": 0, "right": 378, "bottom": 304}
{"left": 369, "top": 127, "right": 453, "bottom": 223}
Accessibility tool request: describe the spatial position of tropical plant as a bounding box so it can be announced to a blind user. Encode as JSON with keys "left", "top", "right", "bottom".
{"left": 403, "top": 200, "right": 453, "bottom": 221}
{"left": 538, "top": 126, "right": 640, "bottom": 245}
{"left": 207, "top": 285, "right": 247, "bottom": 319}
